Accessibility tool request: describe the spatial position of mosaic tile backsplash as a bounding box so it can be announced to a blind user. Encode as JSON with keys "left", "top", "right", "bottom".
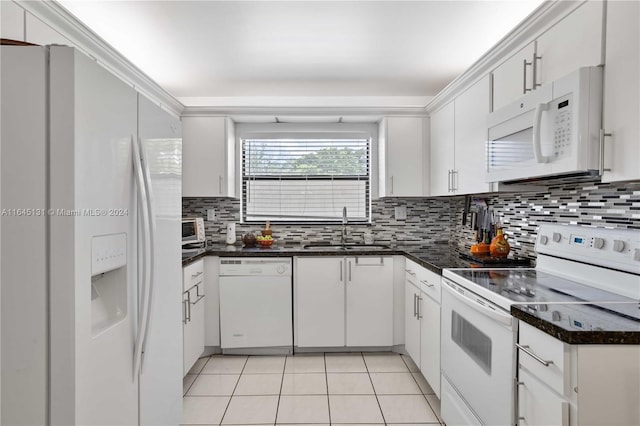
{"left": 183, "top": 180, "right": 640, "bottom": 261}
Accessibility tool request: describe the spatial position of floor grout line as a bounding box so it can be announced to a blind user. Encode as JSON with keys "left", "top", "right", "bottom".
{"left": 183, "top": 352, "right": 443, "bottom": 426}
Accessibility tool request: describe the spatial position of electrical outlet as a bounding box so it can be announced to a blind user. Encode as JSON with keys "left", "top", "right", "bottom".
{"left": 206, "top": 209, "right": 215, "bottom": 221}
{"left": 394, "top": 206, "right": 407, "bottom": 220}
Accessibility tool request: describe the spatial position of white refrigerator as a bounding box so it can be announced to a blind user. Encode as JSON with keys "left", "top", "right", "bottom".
{"left": 1, "top": 45, "right": 183, "bottom": 425}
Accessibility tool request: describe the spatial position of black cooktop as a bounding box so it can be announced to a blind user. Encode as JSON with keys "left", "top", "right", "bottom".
{"left": 448, "top": 268, "right": 639, "bottom": 315}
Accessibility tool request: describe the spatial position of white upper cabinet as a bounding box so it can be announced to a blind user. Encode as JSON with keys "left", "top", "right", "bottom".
{"left": 535, "top": 1, "right": 604, "bottom": 87}
{"left": 1, "top": 1, "right": 25, "bottom": 41}
{"left": 430, "top": 76, "right": 491, "bottom": 196}
{"left": 453, "top": 75, "right": 491, "bottom": 195}
{"left": 430, "top": 102, "right": 455, "bottom": 196}
{"left": 378, "top": 116, "right": 429, "bottom": 197}
{"left": 492, "top": 43, "right": 536, "bottom": 112}
{"left": 602, "top": 0, "right": 640, "bottom": 182}
{"left": 182, "top": 116, "right": 236, "bottom": 197}
{"left": 491, "top": 1, "right": 604, "bottom": 113}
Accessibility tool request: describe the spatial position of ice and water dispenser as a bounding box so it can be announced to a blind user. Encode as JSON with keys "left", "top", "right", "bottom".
{"left": 91, "top": 233, "right": 128, "bottom": 336}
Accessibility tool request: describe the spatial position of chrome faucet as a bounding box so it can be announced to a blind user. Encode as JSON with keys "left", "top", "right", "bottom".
{"left": 341, "top": 206, "right": 348, "bottom": 244}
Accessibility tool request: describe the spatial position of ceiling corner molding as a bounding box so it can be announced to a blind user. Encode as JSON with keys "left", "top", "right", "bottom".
{"left": 181, "top": 105, "right": 429, "bottom": 118}
{"left": 425, "top": 0, "right": 583, "bottom": 114}
{"left": 19, "top": 0, "right": 184, "bottom": 117}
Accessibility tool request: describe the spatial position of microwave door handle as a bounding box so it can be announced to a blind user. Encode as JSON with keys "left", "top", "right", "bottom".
{"left": 532, "top": 103, "right": 550, "bottom": 163}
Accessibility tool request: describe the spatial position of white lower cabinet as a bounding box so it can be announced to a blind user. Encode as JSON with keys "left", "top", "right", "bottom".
{"left": 404, "top": 278, "right": 421, "bottom": 363}
{"left": 517, "top": 321, "right": 640, "bottom": 426}
{"left": 183, "top": 260, "right": 205, "bottom": 375}
{"left": 404, "top": 258, "right": 441, "bottom": 398}
{"left": 203, "top": 257, "right": 220, "bottom": 347}
{"left": 518, "top": 368, "right": 569, "bottom": 426}
{"left": 295, "top": 256, "right": 393, "bottom": 348}
{"left": 419, "top": 291, "right": 440, "bottom": 397}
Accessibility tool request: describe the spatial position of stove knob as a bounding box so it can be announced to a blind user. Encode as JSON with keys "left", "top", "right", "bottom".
{"left": 552, "top": 232, "right": 562, "bottom": 243}
{"left": 552, "top": 311, "right": 561, "bottom": 321}
{"left": 593, "top": 237, "right": 605, "bottom": 249}
{"left": 613, "top": 240, "right": 626, "bottom": 253}
{"left": 539, "top": 304, "right": 548, "bottom": 312}
{"left": 540, "top": 235, "right": 549, "bottom": 245}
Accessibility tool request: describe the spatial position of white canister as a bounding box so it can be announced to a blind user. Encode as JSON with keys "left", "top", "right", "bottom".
{"left": 225, "top": 223, "right": 237, "bottom": 244}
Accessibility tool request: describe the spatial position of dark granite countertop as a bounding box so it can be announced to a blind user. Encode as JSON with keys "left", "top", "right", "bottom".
{"left": 181, "top": 242, "right": 528, "bottom": 274}
{"left": 512, "top": 302, "right": 640, "bottom": 345}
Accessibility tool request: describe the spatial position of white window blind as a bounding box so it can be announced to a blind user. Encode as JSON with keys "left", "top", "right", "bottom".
{"left": 242, "top": 138, "right": 370, "bottom": 223}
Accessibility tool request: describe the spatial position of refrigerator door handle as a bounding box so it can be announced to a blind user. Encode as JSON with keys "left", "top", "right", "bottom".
{"left": 138, "top": 136, "right": 157, "bottom": 374}
{"left": 132, "top": 135, "right": 152, "bottom": 381}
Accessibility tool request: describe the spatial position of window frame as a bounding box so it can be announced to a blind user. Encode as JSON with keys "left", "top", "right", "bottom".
{"left": 235, "top": 123, "right": 377, "bottom": 225}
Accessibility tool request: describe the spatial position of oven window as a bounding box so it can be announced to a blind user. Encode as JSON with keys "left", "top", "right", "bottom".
{"left": 451, "top": 311, "right": 492, "bottom": 375}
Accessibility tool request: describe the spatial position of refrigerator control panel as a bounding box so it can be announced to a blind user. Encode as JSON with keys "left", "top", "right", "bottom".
{"left": 92, "top": 233, "right": 127, "bottom": 276}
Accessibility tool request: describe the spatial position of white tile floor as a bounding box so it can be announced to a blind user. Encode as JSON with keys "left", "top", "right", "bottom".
{"left": 183, "top": 352, "right": 442, "bottom": 425}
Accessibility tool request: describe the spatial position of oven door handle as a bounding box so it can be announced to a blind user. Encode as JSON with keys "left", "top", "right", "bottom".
{"left": 444, "top": 283, "right": 512, "bottom": 326}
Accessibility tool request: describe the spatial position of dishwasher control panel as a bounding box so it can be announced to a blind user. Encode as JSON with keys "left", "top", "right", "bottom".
{"left": 219, "top": 258, "right": 292, "bottom": 276}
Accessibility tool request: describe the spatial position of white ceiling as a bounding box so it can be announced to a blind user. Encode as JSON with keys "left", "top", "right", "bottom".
{"left": 59, "top": 0, "right": 545, "bottom": 107}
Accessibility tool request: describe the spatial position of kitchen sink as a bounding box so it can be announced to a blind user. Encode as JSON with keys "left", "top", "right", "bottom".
{"left": 302, "top": 243, "right": 391, "bottom": 251}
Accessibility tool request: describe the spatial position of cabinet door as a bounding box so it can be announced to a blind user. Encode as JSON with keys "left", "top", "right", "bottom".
{"left": 518, "top": 368, "right": 569, "bottom": 426}
{"left": 182, "top": 116, "right": 232, "bottom": 197}
{"left": 602, "top": 0, "right": 640, "bottom": 182}
{"left": 203, "top": 257, "right": 220, "bottom": 346}
{"left": 404, "top": 280, "right": 421, "bottom": 367}
{"left": 183, "top": 283, "right": 205, "bottom": 375}
{"left": 419, "top": 293, "right": 440, "bottom": 398}
{"left": 295, "top": 257, "right": 345, "bottom": 347}
{"left": 454, "top": 75, "right": 491, "bottom": 195}
{"left": 430, "top": 102, "right": 455, "bottom": 196}
{"left": 536, "top": 1, "right": 604, "bottom": 86}
{"left": 346, "top": 257, "right": 393, "bottom": 347}
{"left": 383, "top": 117, "right": 426, "bottom": 197}
{"left": 492, "top": 42, "right": 536, "bottom": 111}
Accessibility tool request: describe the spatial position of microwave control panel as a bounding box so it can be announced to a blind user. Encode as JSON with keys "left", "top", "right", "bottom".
{"left": 552, "top": 94, "right": 573, "bottom": 158}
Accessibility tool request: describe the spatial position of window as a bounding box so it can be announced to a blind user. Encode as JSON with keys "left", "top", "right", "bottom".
{"left": 242, "top": 138, "right": 370, "bottom": 223}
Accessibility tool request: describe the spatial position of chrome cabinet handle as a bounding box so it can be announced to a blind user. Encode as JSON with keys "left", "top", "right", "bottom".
{"left": 413, "top": 293, "right": 417, "bottom": 318}
{"left": 599, "top": 129, "right": 613, "bottom": 174}
{"left": 417, "top": 296, "right": 423, "bottom": 319}
{"left": 218, "top": 176, "right": 223, "bottom": 194}
{"left": 185, "top": 290, "right": 192, "bottom": 323}
{"left": 533, "top": 53, "right": 542, "bottom": 89}
{"left": 523, "top": 58, "right": 532, "bottom": 93}
{"left": 348, "top": 261, "right": 352, "bottom": 282}
{"left": 390, "top": 176, "right": 394, "bottom": 195}
{"left": 191, "top": 271, "right": 203, "bottom": 278}
{"left": 191, "top": 283, "right": 205, "bottom": 304}
{"left": 340, "top": 260, "right": 343, "bottom": 282}
{"left": 452, "top": 170, "right": 458, "bottom": 191}
{"left": 405, "top": 269, "right": 416, "bottom": 276}
{"left": 447, "top": 170, "right": 451, "bottom": 192}
{"left": 516, "top": 343, "right": 554, "bottom": 366}
{"left": 420, "top": 279, "right": 435, "bottom": 287}
{"left": 183, "top": 299, "right": 189, "bottom": 324}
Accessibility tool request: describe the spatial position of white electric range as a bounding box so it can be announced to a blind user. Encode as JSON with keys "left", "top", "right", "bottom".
{"left": 440, "top": 224, "right": 640, "bottom": 426}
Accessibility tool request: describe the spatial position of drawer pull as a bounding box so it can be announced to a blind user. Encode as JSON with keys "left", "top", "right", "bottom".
{"left": 516, "top": 343, "right": 554, "bottom": 367}
{"left": 191, "top": 271, "right": 203, "bottom": 278}
{"left": 405, "top": 269, "right": 416, "bottom": 276}
{"left": 420, "top": 279, "right": 435, "bottom": 287}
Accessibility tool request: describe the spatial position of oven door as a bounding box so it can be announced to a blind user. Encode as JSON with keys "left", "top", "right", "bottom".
{"left": 441, "top": 278, "right": 517, "bottom": 426}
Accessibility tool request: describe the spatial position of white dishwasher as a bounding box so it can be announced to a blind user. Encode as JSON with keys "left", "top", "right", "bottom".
{"left": 219, "top": 258, "right": 293, "bottom": 354}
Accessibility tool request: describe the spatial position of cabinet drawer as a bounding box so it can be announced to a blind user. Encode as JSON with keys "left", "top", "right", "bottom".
{"left": 405, "top": 258, "right": 441, "bottom": 303}
{"left": 417, "top": 266, "right": 441, "bottom": 303}
{"left": 518, "top": 322, "right": 569, "bottom": 396}
{"left": 183, "top": 259, "right": 204, "bottom": 292}
{"left": 518, "top": 368, "right": 569, "bottom": 426}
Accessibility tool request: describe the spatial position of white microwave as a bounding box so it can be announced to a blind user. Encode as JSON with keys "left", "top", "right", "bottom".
{"left": 486, "top": 66, "right": 603, "bottom": 183}
{"left": 182, "top": 218, "right": 205, "bottom": 246}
